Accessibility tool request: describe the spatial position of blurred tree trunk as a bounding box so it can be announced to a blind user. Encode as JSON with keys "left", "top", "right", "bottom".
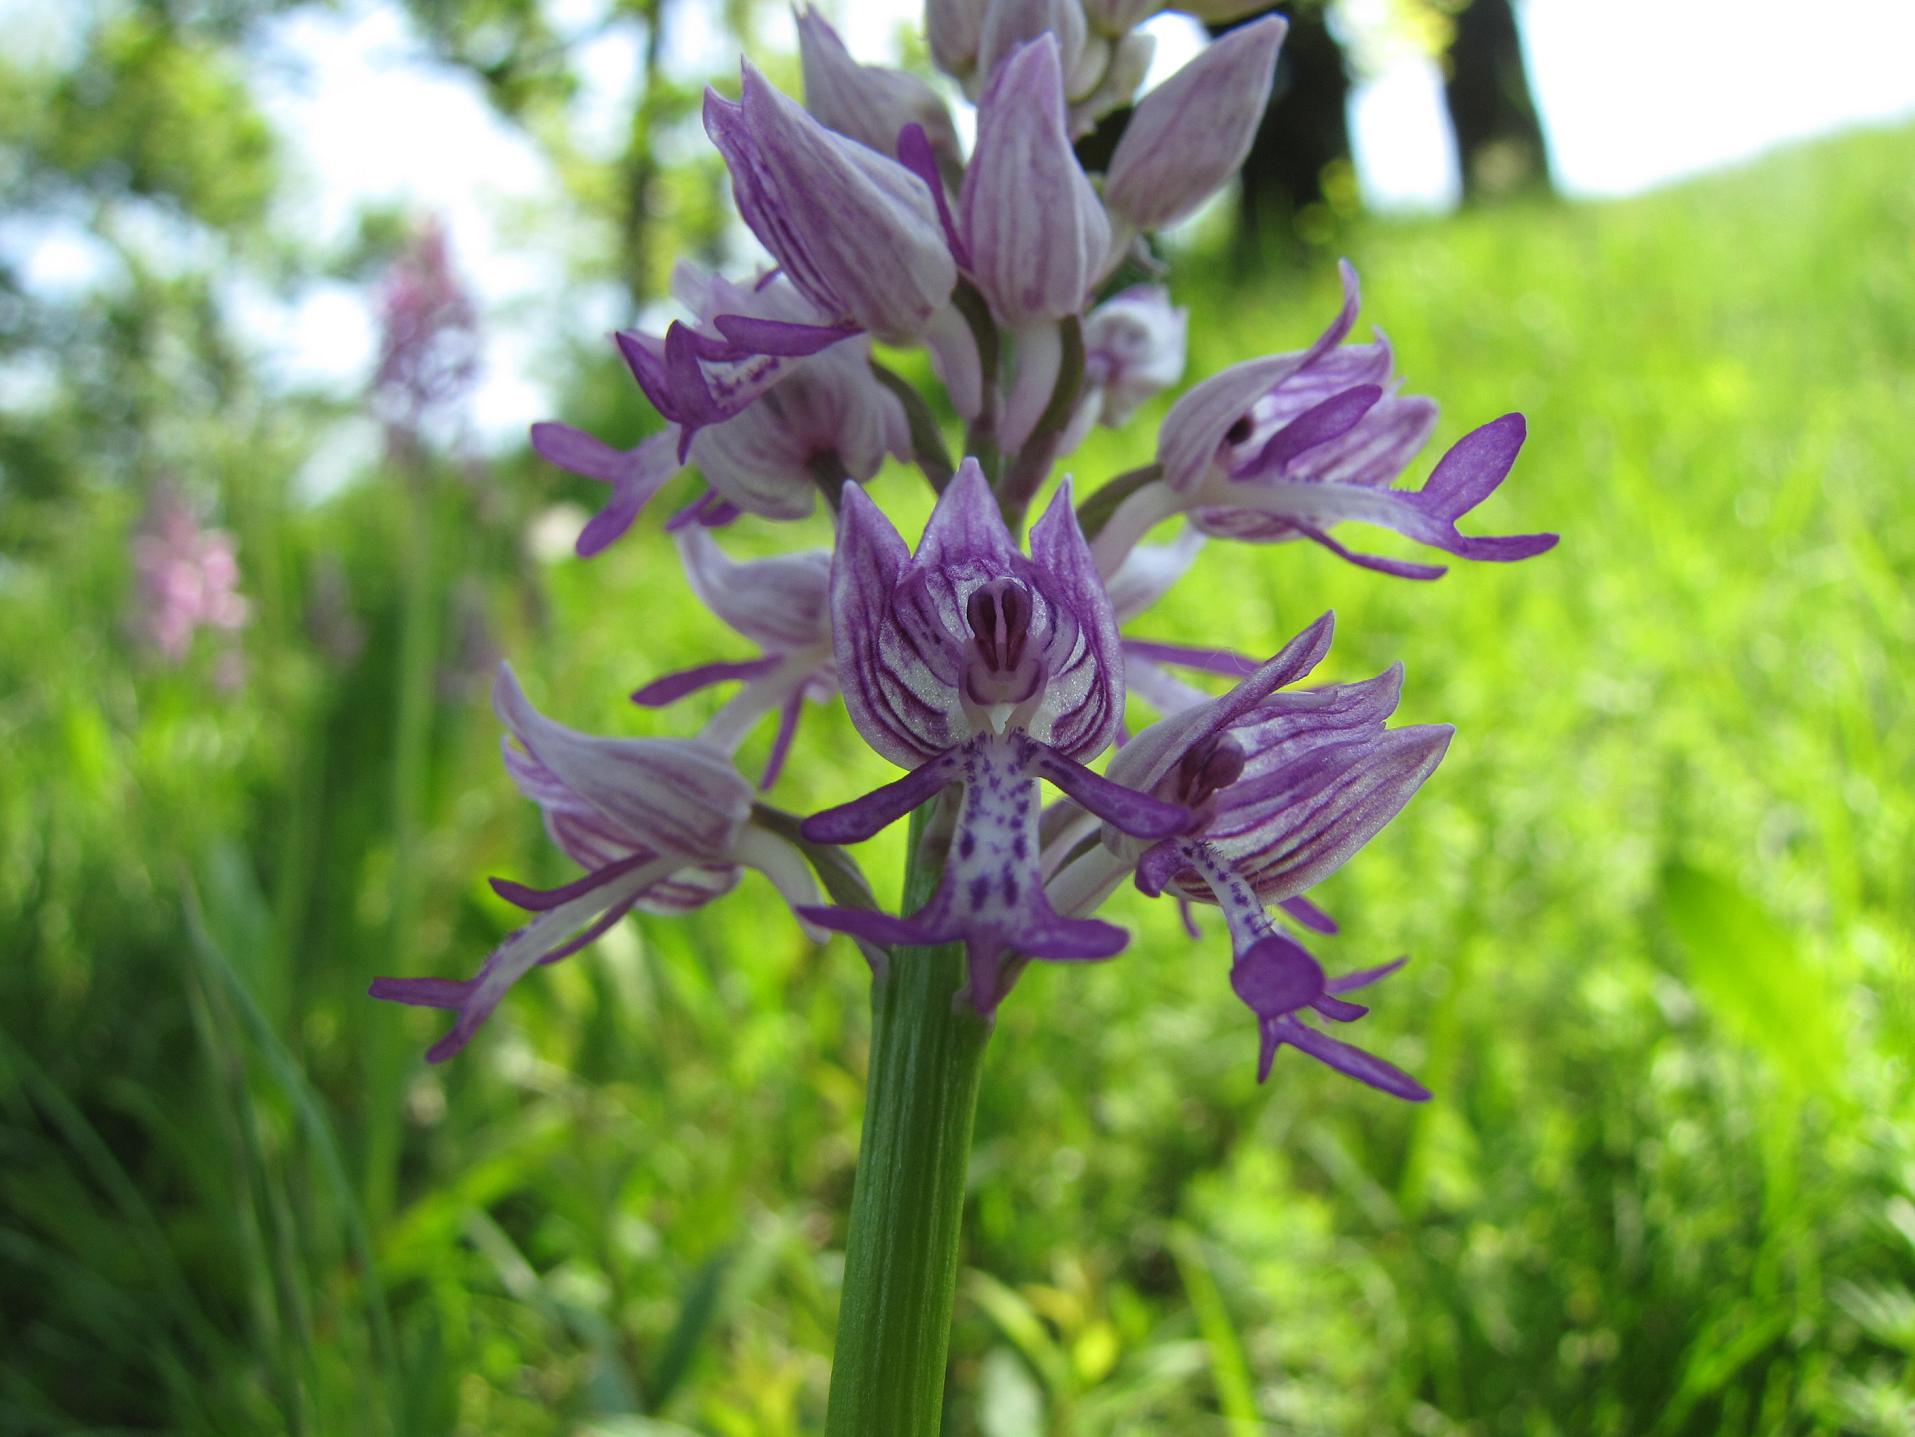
{"left": 1441, "top": 0, "right": 1551, "bottom": 200}
{"left": 619, "top": 0, "right": 670, "bottom": 305}
{"left": 1221, "top": 4, "right": 1352, "bottom": 262}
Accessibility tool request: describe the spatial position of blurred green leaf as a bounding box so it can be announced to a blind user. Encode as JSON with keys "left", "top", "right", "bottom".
{"left": 1658, "top": 860, "right": 1845, "bottom": 1092}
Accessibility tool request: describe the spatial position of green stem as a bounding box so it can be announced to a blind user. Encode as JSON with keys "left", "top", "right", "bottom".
{"left": 825, "top": 803, "right": 991, "bottom": 1436}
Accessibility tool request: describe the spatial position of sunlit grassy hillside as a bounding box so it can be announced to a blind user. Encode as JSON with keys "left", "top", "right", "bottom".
{"left": 4, "top": 123, "right": 1913, "bottom": 1436}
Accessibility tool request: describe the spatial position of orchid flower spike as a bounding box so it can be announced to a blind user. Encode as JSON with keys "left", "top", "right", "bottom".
{"left": 500, "top": 10, "right": 1559, "bottom": 1114}
{"left": 796, "top": 459, "right": 1191, "bottom": 1014}
{"left": 370, "top": 666, "right": 824, "bottom": 1061}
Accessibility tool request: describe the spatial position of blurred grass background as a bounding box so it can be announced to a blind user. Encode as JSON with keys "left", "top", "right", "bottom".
{"left": 4, "top": 11, "right": 1915, "bottom": 1432}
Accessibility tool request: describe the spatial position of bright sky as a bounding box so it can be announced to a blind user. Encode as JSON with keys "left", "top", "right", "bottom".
{"left": 9, "top": 0, "right": 1915, "bottom": 454}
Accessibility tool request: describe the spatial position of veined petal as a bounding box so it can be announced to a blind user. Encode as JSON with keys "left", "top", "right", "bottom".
{"left": 1210, "top": 723, "right": 1453, "bottom": 901}
{"left": 1104, "top": 15, "right": 1286, "bottom": 231}
{"left": 676, "top": 527, "right": 832, "bottom": 651}
{"left": 960, "top": 34, "right": 1110, "bottom": 325}
{"left": 797, "top": 8, "right": 961, "bottom": 164}
{"left": 493, "top": 665, "right": 753, "bottom": 860}
{"left": 829, "top": 483, "right": 931, "bottom": 767}
{"left": 1026, "top": 481, "right": 1125, "bottom": 759}
{"left": 1104, "top": 611, "right": 1335, "bottom": 799}
{"left": 1157, "top": 260, "right": 1360, "bottom": 494}
{"left": 919, "top": 456, "right": 1023, "bottom": 572}
{"left": 704, "top": 63, "right": 955, "bottom": 342}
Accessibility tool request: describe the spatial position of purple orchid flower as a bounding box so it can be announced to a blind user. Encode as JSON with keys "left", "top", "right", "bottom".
{"left": 1091, "top": 263, "right": 1559, "bottom": 580}
{"left": 371, "top": 666, "right": 824, "bottom": 1061}
{"left": 1046, "top": 614, "right": 1446, "bottom": 1096}
{"left": 630, "top": 527, "right": 837, "bottom": 789}
{"left": 533, "top": 269, "right": 910, "bottom": 550}
{"left": 795, "top": 459, "right": 1191, "bottom": 1013}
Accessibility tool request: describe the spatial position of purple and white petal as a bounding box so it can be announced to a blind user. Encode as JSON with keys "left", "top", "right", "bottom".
{"left": 494, "top": 665, "right": 753, "bottom": 861}
{"left": 797, "top": 8, "right": 961, "bottom": 164}
{"left": 1157, "top": 260, "right": 1361, "bottom": 494}
{"left": 676, "top": 528, "right": 832, "bottom": 652}
{"left": 704, "top": 62, "right": 956, "bottom": 342}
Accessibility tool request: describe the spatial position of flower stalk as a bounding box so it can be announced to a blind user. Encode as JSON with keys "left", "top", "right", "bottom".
{"left": 825, "top": 802, "right": 990, "bottom": 1436}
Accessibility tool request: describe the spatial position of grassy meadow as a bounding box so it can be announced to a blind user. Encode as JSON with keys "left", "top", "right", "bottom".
{"left": 4, "top": 121, "right": 1914, "bottom": 1435}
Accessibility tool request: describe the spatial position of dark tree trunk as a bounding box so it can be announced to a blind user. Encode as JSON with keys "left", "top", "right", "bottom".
{"left": 1442, "top": 0, "right": 1551, "bottom": 200}
{"left": 620, "top": 0, "right": 671, "bottom": 305}
{"left": 1225, "top": 5, "right": 1351, "bottom": 260}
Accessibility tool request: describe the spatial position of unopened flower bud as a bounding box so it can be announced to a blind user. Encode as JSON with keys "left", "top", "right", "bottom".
{"left": 705, "top": 62, "right": 956, "bottom": 342}
{"left": 976, "top": 0, "right": 1088, "bottom": 96}
{"left": 1083, "top": 284, "right": 1187, "bottom": 427}
{"left": 960, "top": 35, "right": 1110, "bottom": 326}
{"left": 1105, "top": 15, "right": 1286, "bottom": 232}
{"left": 927, "top": 0, "right": 991, "bottom": 77}
{"left": 797, "top": 9, "right": 960, "bottom": 165}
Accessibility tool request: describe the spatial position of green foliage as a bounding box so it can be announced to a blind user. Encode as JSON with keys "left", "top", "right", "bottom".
{"left": 3, "top": 96, "right": 1914, "bottom": 1437}
{"left": 1, "top": 11, "right": 277, "bottom": 229}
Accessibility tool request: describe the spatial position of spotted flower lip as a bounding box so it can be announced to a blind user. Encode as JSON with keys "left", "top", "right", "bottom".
{"left": 830, "top": 457, "right": 1125, "bottom": 768}
{"left": 370, "top": 666, "right": 821, "bottom": 1062}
